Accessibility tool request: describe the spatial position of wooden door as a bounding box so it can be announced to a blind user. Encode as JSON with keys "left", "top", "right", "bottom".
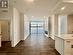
{"left": 0, "top": 21, "right": 10, "bottom": 41}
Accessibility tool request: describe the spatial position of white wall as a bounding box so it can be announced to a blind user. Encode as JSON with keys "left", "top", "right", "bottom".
{"left": 44, "top": 17, "right": 49, "bottom": 31}
{"left": 20, "top": 14, "right": 30, "bottom": 40}
{"left": 54, "top": 15, "right": 58, "bottom": 35}
{"left": 24, "top": 15, "right": 29, "bottom": 40}
{"left": 50, "top": 15, "right": 55, "bottom": 40}
{"left": 0, "top": 7, "right": 13, "bottom": 21}
{"left": 11, "top": 8, "right": 20, "bottom": 47}
{"left": 20, "top": 13, "right": 24, "bottom": 40}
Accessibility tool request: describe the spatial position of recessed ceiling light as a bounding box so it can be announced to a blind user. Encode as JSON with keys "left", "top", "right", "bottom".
{"left": 44, "top": 16, "right": 46, "bottom": 18}
{"left": 61, "top": 7, "right": 66, "bottom": 10}
{"left": 25, "top": 0, "right": 34, "bottom": 2}
{"left": 32, "top": 16, "right": 34, "bottom": 18}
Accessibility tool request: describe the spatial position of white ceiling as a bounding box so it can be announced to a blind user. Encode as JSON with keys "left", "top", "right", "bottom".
{"left": 14, "top": 0, "right": 61, "bottom": 17}
{"left": 1, "top": 0, "right": 73, "bottom": 17}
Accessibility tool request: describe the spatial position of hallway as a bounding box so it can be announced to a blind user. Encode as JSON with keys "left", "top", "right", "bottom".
{"left": 0, "top": 34, "right": 60, "bottom": 55}
{"left": 0, "top": 0, "right": 73, "bottom": 55}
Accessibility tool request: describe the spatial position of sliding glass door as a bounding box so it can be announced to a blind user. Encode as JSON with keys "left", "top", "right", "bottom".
{"left": 30, "top": 21, "right": 44, "bottom": 34}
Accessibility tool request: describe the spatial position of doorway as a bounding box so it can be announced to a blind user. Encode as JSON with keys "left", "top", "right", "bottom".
{"left": 0, "top": 20, "right": 10, "bottom": 47}
{"left": 30, "top": 21, "right": 44, "bottom": 34}
{"left": 0, "top": 20, "right": 10, "bottom": 41}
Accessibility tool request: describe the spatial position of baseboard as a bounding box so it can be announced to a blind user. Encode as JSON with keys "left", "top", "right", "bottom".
{"left": 12, "top": 34, "right": 30, "bottom": 47}
{"left": 1, "top": 41, "right": 11, "bottom": 42}
{"left": 12, "top": 40, "right": 21, "bottom": 47}
{"left": 54, "top": 49, "right": 61, "bottom": 55}
{"left": 44, "top": 34, "right": 48, "bottom": 37}
{"left": 24, "top": 34, "right": 30, "bottom": 40}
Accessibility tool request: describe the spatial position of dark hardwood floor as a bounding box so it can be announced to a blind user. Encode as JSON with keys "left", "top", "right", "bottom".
{"left": 0, "top": 34, "right": 60, "bottom": 55}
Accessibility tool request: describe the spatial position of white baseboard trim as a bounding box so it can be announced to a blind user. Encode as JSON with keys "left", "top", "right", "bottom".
{"left": 11, "top": 40, "right": 21, "bottom": 47}
{"left": 44, "top": 34, "right": 48, "bottom": 37}
{"left": 24, "top": 34, "right": 30, "bottom": 40}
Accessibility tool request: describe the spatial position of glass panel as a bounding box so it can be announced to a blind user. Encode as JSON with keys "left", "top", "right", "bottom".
{"left": 30, "top": 21, "right": 44, "bottom": 34}
{"left": 31, "top": 28, "right": 37, "bottom": 34}
{"left": 38, "top": 28, "right": 44, "bottom": 34}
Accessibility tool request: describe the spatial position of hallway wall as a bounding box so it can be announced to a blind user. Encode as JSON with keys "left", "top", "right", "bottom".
{"left": 24, "top": 15, "right": 30, "bottom": 40}
{"left": 49, "top": 15, "right": 55, "bottom": 40}
{"left": 11, "top": 8, "right": 20, "bottom": 47}
{"left": 54, "top": 15, "right": 58, "bottom": 35}
{"left": 44, "top": 17, "right": 49, "bottom": 33}
{"left": 20, "top": 14, "right": 30, "bottom": 40}
{"left": 20, "top": 13, "right": 24, "bottom": 40}
{"left": 0, "top": 5, "right": 13, "bottom": 21}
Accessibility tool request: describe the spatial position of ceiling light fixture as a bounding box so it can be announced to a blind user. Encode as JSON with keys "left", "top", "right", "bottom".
{"left": 61, "top": 7, "right": 66, "bottom": 10}
{"left": 44, "top": 16, "right": 46, "bottom": 18}
{"left": 32, "top": 16, "right": 34, "bottom": 18}
{"left": 26, "top": 0, "right": 34, "bottom": 2}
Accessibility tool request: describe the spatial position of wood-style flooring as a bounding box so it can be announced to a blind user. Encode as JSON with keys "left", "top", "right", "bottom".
{"left": 0, "top": 34, "right": 60, "bottom": 55}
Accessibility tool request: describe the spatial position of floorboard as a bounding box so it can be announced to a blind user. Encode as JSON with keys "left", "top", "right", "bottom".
{"left": 0, "top": 34, "right": 60, "bottom": 55}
